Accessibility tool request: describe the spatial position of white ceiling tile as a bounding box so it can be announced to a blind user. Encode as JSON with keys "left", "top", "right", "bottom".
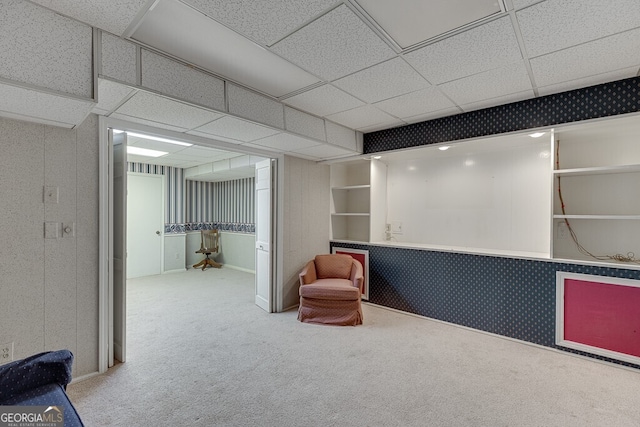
{"left": 115, "top": 91, "right": 223, "bottom": 129}
{"left": 373, "top": 86, "right": 456, "bottom": 119}
{"left": 530, "top": 29, "right": 640, "bottom": 87}
{"left": 511, "top": 0, "right": 543, "bottom": 9}
{"left": 460, "top": 90, "right": 535, "bottom": 112}
{"left": 358, "top": 121, "right": 407, "bottom": 133}
{"left": 30, "top": 0, "right": 148, "bottom": 36}
{"left": 228, "top": 84, "right": 284, "bottom": 129}
{"left": 282, "top": 84, "right": 365, "bottom": 117}
{"left": 538, "top": 67, "right": 640, "bottom": 97}
{"left": 325, "top": 121, "right": 358, "bottom": 151}
{"left": 333, "top": 58, "right": 430, "bottom": 103}
{"left": 404, "top": 107, "right": 462, "bottom": 124}
{"left": 517, "top": 0, "right": 640, "bottom": 57}
{"left": 1, "top": 0, "right": 93, "bottom": 98}
{"left": 438, "top": 62, "right": 532, "bottom": 105}
{"left": 0, "top": 82, "right": 93, "bottom": 128}
{"left": 182, "top": 0, "right": 337, "bottom": 46}
{"left": 271, "top": 4, "right": 396, "bottom": 81}
{"left": 250, "top": 133, "right": 321, "bottom": 151}
{"left": 284, "top": 107, "right": 326, "bottom": 141}
{"left": 291, "top": 143, "right": 357, "bottom": 160}
{"left": 326, "top": 105, "right": 401, "bottom": 130}
{"left": 109, "top": 113, "right": 189, "bottom": 133}
{"left": 193, "top": 116, "right": 280, "bottom": 142}
{"left": 141, "top": 49, "right": 226, "bottom": 112}
{"left": 176, "top": 146, "right": 236, "bottom": 160}
{"left": 185, "top": 130, "right": 246, "bottom": 145}
{"left": 404, "top": 16, "right": 522, "bottom": 84}
{"left": 96, "top": 79, "right": 135, "bottom": 113}
{"left": 101, "top": 32, "right": 138, "bottom": 85}
{"left": 356, "top": 0, "right": 502, "bottom": 49}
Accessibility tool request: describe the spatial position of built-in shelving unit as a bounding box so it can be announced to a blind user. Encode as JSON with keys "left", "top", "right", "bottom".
{"left": 330, "top": 159, "right": 386, "bottom": 242}
{"left": 552, "top": 114, "right": 640, "bottom": 264}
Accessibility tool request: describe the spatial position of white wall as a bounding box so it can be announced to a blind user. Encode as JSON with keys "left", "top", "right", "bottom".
{"left": 186, "top": 231, "right": 255, "bottom": 272}
{"left": 164, "top": 234, "right": 187, "bottom": 272}
{"left": 0, "top": 114, "right": 99, "bottom": 376}
{"left": 281, "top": 155, "right": 330, "bottom": 310}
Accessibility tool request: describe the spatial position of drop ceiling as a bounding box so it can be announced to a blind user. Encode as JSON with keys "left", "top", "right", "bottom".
{"left": 30, "top": 0, "right": 640, "bottom": 164}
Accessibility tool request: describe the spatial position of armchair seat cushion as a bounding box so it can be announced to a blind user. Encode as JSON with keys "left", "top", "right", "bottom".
{"left": 299, "top": 279, "right": 360, "bottom": 301}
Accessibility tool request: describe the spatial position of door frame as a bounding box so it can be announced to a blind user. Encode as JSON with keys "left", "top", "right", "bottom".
{"left": 98, "top": 116, "right": 282, "bottom": 373}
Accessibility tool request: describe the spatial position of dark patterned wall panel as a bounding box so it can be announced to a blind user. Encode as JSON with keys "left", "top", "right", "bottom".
{"left": 364, "top": 76, "right": 640, "bottom": 153}
{"left": 331, "top": 242, "right": 640, "bottom": 369}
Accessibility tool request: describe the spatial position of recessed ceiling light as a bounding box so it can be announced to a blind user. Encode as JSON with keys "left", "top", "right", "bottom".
{"left": 438, "top": 146, "right": 450, "bottom": 151}
{"left": 126, "top": 132, "right": 192, "bottom": 146}
{"left": 127, "top": 146, "right": 168, "bottom": 158}
{"left": 529, "top": 132, "right": 545, "bottom": 138}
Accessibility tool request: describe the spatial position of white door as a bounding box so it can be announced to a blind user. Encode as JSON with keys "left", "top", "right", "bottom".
{"left": 127, "top": 173, "right": 164, "bottom": 279}
{"left": 110, "top": 130, "right": 127, "bottom": 365}
{"left": 255, "top": 159, "right": 275, "bottom": 312}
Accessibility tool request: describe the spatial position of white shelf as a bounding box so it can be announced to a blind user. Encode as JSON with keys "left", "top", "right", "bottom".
{"left": 554, "top": 215, "right": 640, "bottom": 220}
{"left": 332, "top": 213, "right": 370, "bottom": 217}
{"left": 332, "top": 185, "right": 371, "bottom": 190}
{"left": 554, "top": 164, "right": 640, "bottom": 176}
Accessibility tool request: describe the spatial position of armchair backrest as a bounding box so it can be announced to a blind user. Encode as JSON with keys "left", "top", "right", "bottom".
{"left": 314, "top": 254, "right": 353, "bottom": 279}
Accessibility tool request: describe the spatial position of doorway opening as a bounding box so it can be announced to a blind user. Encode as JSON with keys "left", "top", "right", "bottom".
{"left": 98, "top": 116, "right": 279, "bottom": 372}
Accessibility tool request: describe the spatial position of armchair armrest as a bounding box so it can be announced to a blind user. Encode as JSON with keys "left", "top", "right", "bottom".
{"left": 299, "top": 260, "right": 317, "bottom": 286}
{"left": 349, "top": 260, "right": 364, "bottom": 294}
{"left": 0, "top": 350, "right": 73, "bottom": 403}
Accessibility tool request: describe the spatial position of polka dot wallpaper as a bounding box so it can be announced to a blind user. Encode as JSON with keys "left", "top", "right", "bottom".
{"left": 364, "top": 76, "right": 640, "bottom": 154}
{"left": 331, "top": 242, "right": 640, "bottom": 370}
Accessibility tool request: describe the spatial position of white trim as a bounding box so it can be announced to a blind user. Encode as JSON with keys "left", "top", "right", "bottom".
{"left": 556, "top": 272, "right": 640, "bottom": 365}
{"left": 220, "top": 264, "right": 256, "bottom": 274}
{"left": 98, "top": 116, "right": 109, "bottom": 374}
{"left": 163, "top": 268, "right": 188, "bottom": 274}
{"left": 70, "top": 370, "right": 102, "bottom": 384}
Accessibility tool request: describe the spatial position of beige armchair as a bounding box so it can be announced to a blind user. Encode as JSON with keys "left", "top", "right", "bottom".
{"left": 298, "top": 254, "right": 363, "bottom": 326}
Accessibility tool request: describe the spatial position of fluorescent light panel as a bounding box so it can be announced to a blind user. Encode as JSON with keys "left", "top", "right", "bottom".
{"left": 127, "top": 146, "right": 168, "bottom": 157}
{"left": 131, "top": 0, "right": 320, "bottom": 97}
{"left": 126, "top": 131, "right": 192, "bottom": 146}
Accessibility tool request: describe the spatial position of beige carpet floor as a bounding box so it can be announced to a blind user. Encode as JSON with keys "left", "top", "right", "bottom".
{"left": 67, "top": 268, "right": 640, "bottom": 426}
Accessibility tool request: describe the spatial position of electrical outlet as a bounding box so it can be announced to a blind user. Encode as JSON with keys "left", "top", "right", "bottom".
{"left": 1, "top": 342, "right": 13, "bottom": 364}
{"left": 557, "top": 222, "right": 568, "bottom": 239}
{"left": 391, "top": 221, "right": 403, "bottom": 235}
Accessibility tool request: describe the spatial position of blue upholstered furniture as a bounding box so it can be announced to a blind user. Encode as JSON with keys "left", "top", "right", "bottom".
{"left": 0, "top": 350, "right": 84, "bottom": 426}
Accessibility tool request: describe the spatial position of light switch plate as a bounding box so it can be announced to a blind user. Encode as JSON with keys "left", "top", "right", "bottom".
{"left": 62, "top": 222, "right": 75, "bottom": 237}
{"left": 391, "top": 221, "right": 403, "bottom": 234}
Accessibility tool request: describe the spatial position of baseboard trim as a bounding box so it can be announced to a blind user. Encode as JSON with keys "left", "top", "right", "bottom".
{"left": 363, "top": 302, "right": 640, "bottom": 374}
{"left": 221, "top": 265, "right": 255, "bottom": 274}
{"left": 71, "top": 370, "right": 102, "bottom": 384}
{"left": 163, "top": 268, "right": 187, "bottom": 274}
